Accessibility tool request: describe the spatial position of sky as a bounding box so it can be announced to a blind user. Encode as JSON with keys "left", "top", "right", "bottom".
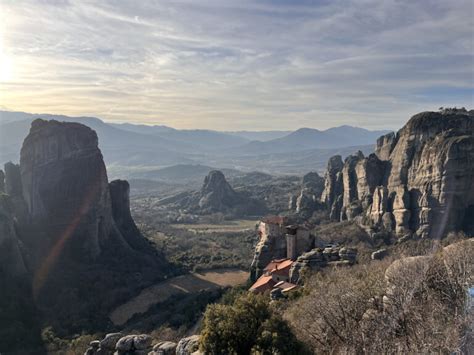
{"left": 0, "top": 0, "right": 473, "bottom": 130}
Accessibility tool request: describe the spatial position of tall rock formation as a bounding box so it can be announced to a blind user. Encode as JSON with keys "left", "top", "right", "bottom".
{"left": 198, "top": 170, "right": 241, "bottom": 213}
{"left": 292, "top": 172, "right": 324, "bottom": 216}
{"left": 182, "top": 170, "right": 266, "bottom": 216}
{"left": 1, "top": 119, "right": 168, "bottom": 329}
{"left": 320, "top": 155, "right": 344, "bottom": 220}
{"left": 320, "top": 109, "right": 474, "bottom": 239}
{"left": 0, "top": 193, "right": 27, "bottom": 277}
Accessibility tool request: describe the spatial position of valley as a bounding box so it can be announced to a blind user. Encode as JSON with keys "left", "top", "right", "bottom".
{"left": 0, "top": 108, "right": 472, "bottom": 355}
{"left": 2, "top": 1, "right": 473, "bottom": 353}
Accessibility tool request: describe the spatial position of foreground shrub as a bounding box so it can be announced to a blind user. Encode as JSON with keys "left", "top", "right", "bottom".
{"left": 200, "top": 292, "right": 304, "bottom": 354}
{"left": 286, "top": 239, "right": 474, "bottom": 353}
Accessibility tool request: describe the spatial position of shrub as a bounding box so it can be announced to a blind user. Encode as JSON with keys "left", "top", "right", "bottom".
{"left": 200, "top": 292, "right": 304, "bottom": 354}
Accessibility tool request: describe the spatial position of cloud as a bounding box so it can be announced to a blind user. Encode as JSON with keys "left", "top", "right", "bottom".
{"left": 0, "top": 0, "right": 472, "bottom": 130}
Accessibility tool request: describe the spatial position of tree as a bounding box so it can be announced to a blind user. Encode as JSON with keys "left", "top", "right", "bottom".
{"left": 200, "top": 292, "right": 303, "bottom": 354}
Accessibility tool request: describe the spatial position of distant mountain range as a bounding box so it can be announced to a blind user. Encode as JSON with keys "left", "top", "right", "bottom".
{"left": 0, "top": 110, "right": 391, "bottom": 176}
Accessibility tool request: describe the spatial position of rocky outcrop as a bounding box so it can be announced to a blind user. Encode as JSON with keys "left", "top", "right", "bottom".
{"left": 84, "top": 333, "right": 199, "bottom": 355}
{"left": 0, "top": 194, "right": 27, "bottom": 277}
{"left": 151, "top": 341, "right": 178, "bottom": 355}
{"left": 320, "top": 109, "right": 474, "bottom": 239}
{"left": 320, "top": 155, "right": 344, "bottom": 220}
{"left": 250, "top": 217, "right": 288, "bottom": 280}
{"left": 109, "top": 179, "right": 155, "bottom": 253}
{"left": 289, "top": 246, "right": 358, "bottom": 283}
{"left": 176, "top": 335, "right": 201, "bottom": 355}
{"left": 1, "top": 119, "right": 168, "bottom": 328}
{"left": 290, "top": 172, "right": 325, "bottom": 215}
{"left": 0, "top": 169, "right": 4, "bottom": 192}
{"left": 371, "top": 248, "right": 388, "bottom": 260}
{"left": 381, "top": 111, "right": 474, "bottom": 238}
{"left": 178, "top": 170, "right": 266, "bottom": 217}
{"left": 197, "top": 170, "right": 241, "bottom": 213}
{"left": 4, "top": 162, "right": 28, "bottom": 222}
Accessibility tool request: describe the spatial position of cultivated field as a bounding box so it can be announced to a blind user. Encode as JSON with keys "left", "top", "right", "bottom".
{"left": 109, "top": 268, "right": 249, "bottom": 326}
{"left": 171, "top": 219, "right": 257, "bottom": 233}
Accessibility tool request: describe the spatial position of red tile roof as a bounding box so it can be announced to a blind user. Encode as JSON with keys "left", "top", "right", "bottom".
{"left": 249, "top": 275, "right": 276, "bottom": 293}
{"left": 264, "top": 258, "right": 294, "bottom": 276}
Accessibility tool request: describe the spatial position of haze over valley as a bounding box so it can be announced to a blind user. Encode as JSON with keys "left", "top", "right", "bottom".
{"left": 0, "top": 1, "right": 473, "bottom": 354}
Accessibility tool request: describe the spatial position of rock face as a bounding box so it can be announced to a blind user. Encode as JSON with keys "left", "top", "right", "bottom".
{"left": 320, "top": 109, "right": 474, "bottom": 238}
{"left": 0, "top": 193, "right": 27, "bottom": 277}
{"left": 176, "top": 335, "right": 201, "bottom": 355}
{"left": 19, "top": 119, "right": 117, "bottom": 263}
{"left": 320, "top": 155, "right": 344, "bottom": 220}
{"left": 250, "top": 216, "right": 289, "bottom": 280}
{"left": 289, "top": 246, "right": 358, "bottom": 283}
{"left": 84, "top": 333, "right": 200, "bottom": 355}
{"left": 197, "top": 170, "right": 241, "bottom": 213}
{"left": 182, "top": 170, "right": 266, "bottom": 216}
{"left": 290, "top": 172, "right": 325, "bottom": 215}
{"left": 1, "top": 119, "right": 168, "bottom": 328}
{"left": 0, "top": 169, "right": 4, "bottom": 192}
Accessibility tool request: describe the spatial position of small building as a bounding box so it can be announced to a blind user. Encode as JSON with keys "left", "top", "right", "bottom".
{"left": 285, "top": 224, "right": 311, "bottom": 260}
{"left": 249, "top": 274, "right": 276, "bottom": 293}
{"left": 258, "top": 216, "right": 288, "bottom": 240}
{"left": 264, "top": 258, "right": 293, "bottom": 283}
{"left": 250, "top": 258, "right": 298, "bottom": 294}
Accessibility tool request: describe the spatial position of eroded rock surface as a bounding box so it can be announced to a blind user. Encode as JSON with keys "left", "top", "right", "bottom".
{"left": 177, "top": 170, "right": 266, "bottom": 216}
{"left": 320, "top": 110, "right": 474, "bottom": 238}
{"left": 2, "top": 119, "right": 168, "bottom": 329}
{"left": 291, "top": 171, "right": 325, "bottom": 215}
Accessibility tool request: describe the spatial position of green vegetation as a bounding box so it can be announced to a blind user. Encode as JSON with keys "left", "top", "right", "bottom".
{"left": 200, "top": 292, "right": 306, "bottom": 354}
{"left": 142, "top": 223, "right": 257, "bottom": 271}
{"left": 285, "top": 238, "right": 474, "bottom": 353}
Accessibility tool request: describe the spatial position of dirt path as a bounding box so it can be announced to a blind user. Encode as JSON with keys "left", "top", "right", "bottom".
{"left": 109, "top": 268, "right": 249, "bottom": 325}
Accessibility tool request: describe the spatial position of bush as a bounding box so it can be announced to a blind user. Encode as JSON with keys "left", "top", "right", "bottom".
{"left": 285, "top": 239, "right": 474, "bottom": 353}
{"left": 200, "top": 292, "right": 305, "bottom": 354}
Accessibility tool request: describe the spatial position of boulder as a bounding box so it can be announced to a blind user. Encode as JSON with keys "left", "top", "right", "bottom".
{"left": 289, "top": 248, "right": 326, "bottom": 283}
{"left": 338, "top": 247, "right": 357, "bottom": 264}
{"left": 100, "top": 333, "right": 124, "bottom": 350}
{"left": 152, "top": 341, "right": 177, "bottom": 355}
{"left": 90, "top": 340, "right": 100, "bottom": 349}
{"left": 176, "top": 335, "right": 200, "bottom": 355}
{"left": 115, "top": 334, "right": 152, "bottom": 353}
{"left": 132, "top": 334, "right": 152, "bottom": 350}
{"left": 371, "top": 248, "right": 388, "bottom": 260}
{"left": 116, "top": 335, "right": 135, "bottom": 352}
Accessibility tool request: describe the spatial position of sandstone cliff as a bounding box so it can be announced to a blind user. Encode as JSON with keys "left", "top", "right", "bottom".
{"left": 176, "top": 170, "right": 267, "bottom": 216}
{"left": 321, "top": 109, "right": 474, "bottom": 238}
{"left": 1, "top": 119, "right": 169, "bottom": 330}
{"left": 289, "top": 172, "right": 325, "bottom": 216}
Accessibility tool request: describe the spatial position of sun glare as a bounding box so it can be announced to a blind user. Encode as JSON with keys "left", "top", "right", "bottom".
{"left": 0, "top": 39, "right": 14, "bottom": 82}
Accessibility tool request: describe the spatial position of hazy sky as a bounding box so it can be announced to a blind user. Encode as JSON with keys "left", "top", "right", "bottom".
{"left": 0, "top": 0, "right": 472, "bottom": 130}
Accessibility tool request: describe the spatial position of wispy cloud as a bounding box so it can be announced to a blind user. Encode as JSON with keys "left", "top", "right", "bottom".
{"left": 1, "top": 0, "right": 472, "bottom": 130}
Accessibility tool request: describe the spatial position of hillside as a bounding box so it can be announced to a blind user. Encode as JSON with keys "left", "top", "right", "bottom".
{"left": 1, "top": 111, "right": 385, "bottom": 176}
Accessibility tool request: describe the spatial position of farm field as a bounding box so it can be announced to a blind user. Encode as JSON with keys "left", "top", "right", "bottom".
{"left": 109, "top": 268, "right": 249, "bottom": 326}
{"left": 171, "top": 219, "right": 257, "bottom": 233}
